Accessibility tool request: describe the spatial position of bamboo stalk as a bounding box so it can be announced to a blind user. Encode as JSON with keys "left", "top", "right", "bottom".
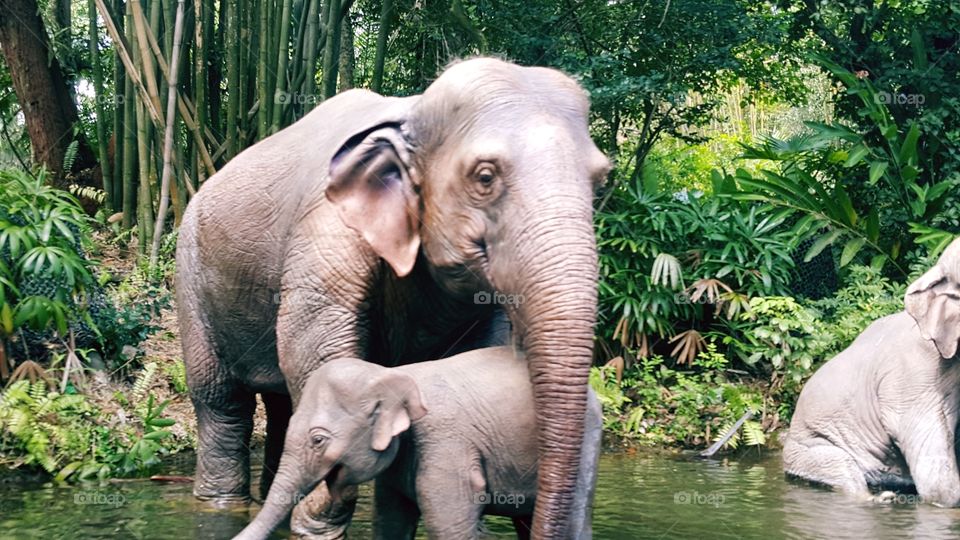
{"left": 226, "top": 0, "right": 240, "bottom": 158}
{"left": 111, "top": 0, "right": 125, "bottom": 211}
{"left": 133, "top": 25, "right": 155, "bottom": 254}
{"left": 301, "top": 0, "right": 321, "bottom": 98}
{"left": 338, "top": 10, "right": 353, "bottom": 91}
{"left": 269, "top": 0, "right": 294, "bottom": 132}
{"left": 131, "top": 1, "right": 163, "bottom": 118}
{"left": 150, "top": 0, "right": 185, "bottom": 267}
{"left": 193, "top": 0, "right": 207, "bottom": 185}
{"left": 94, "top": 0, "right": 164, "bottom": 125}
{"left": 121, "top": 3, "right": 139, "bottom": 229}
{"left": 257, "top": 0, "right": 271, "bottom": 138}
{"left": 320, "top": 0, "right": 340, "bottom": 99}
{"left": 120, "top": 0, "right": 217, "bottom": 176}
{"left": 88, "top": 0, "right": 112, "bottom": 210}
{"left": 371, "top": 0, "right": 392, "bottom": 93}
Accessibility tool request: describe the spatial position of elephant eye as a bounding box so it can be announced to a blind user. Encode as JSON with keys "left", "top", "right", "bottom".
{"left": 477, "top": 168, "right": 495, "bottom": 185}
{"left": 473, "top": 163, "right": 498, "bottom": 187}
{"left": 309, "top": 429, "right": 330, "bottom": 448}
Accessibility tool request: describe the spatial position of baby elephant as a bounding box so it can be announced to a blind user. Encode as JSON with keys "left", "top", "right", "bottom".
{"left": 235, "top": 346, "right": 602, "bottom": 540}
{"left": 784, "top": 238, "right": 960, "bottom": 505}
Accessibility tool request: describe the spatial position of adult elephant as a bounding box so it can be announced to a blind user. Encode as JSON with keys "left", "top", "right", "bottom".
{"left": 176, "top": 57, "right": 610, "bottom": 538}
{"left": 783, "top": 238, "right": 960, "bottom": 504}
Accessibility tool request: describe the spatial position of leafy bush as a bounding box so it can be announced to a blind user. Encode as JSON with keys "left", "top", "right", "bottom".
{"left": 810, "top": 265, "right": 905, "bottom": 354}
{"left": 0, "top": 168, "right": 166, "bottom": 375}
{"left": 0, "top": 169, "right": 96, "bottom": 339}
{"left": 0, "top": 379, "right": 181, "bottom": 481}
{"left": 596, "top": 174, "right": 797, "bottom": 363}
{"left": 590, "top": 345, "right": 766, "bottom": 449}
{"left": 726, "top": 58, "right": 959, "bottom": 279}
{"left": 723, "top": 296, "right": 831, "bottom": 386}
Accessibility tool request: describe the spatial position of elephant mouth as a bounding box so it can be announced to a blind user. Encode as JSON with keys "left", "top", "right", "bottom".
{"left": 472, "top": 237, "right": 490, "bottom": 276}
{"left": 323, "top": 464, "right": 345, "bottom": 501}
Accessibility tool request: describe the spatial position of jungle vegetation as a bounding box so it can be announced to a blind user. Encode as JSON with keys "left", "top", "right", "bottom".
{"left": 0, "top": 0, "right": 957, "bottom": 478}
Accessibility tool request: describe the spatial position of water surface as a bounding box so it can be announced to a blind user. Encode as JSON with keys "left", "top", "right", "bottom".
{"left": 2, "top": 450, "right": 958, "bottom": 539}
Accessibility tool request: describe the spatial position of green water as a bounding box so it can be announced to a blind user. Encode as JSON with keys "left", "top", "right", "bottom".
{"left": 2, "top": 450, "right": 959, "bottom": 539}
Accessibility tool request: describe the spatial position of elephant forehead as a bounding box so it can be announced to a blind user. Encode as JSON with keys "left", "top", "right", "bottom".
{"left": 310, "top": 361, "right": 377, "bottom": 398}
{"left": 942, "top": 238, "right": 960, "bottom": 277}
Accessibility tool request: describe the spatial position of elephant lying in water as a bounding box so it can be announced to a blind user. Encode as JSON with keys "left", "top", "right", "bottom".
{"left": 176, "top": 57, "right": 609, "bottom": 537}
{"left": 234, "top": 346, "right": 602, "bottom": 540}
{"left": 784, "top": 238, "right": 960, "bottom": 505}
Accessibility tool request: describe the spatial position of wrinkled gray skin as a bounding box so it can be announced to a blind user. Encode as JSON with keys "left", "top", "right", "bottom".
{"left": 176, "top": 57, "right": 610, "bottom": 537}
{"left": 783, "top": 238, "right": 960, "bottom": 505}
{"left": 234, "top": 347, "right": 602, "bottom": 540}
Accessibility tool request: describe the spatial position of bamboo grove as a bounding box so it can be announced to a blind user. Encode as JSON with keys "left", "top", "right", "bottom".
{"left": 85, "top": 0, "right": 401, "bottom": 264}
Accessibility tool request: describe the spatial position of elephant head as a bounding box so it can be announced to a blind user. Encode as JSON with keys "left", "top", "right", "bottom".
{"left": 906, "top": 238, "right": 960, "bottom": 359}
{"left": 326, "top": 58, "right": 609, "bottom": 537}
{"left": 235, "top": 360, "right": 427, "bottom": 540}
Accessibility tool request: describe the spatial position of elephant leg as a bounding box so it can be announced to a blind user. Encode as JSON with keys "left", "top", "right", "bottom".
{"left": 191, "top": 386, "right": 256, "bottom": 502}
{"left": 372, "top": 481, "right": 419, "bottom": 540}
{"left": 782, "top": 439, "right": 870, "bottom": 496}
{"left": 512, "top": 516, "right": 532, "bottom": 540}
{"left": 416, "top": 468, "right": 484, "bottom": 540}
{"left": 182, "top": 313, "right": 256, "bottom": 503}
{"left": 259, "top": 391, "right": 292, "bottom": 499}
{"left": 902, "top": 418, "right": 960, "bottom": 506}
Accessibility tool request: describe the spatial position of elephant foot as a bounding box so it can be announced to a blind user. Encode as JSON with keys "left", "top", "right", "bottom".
{"left": 871, "top": 491, "right": 897, "bottom": 504}
{"left": 290, "top": 483, "right": 359, "bottom": 540}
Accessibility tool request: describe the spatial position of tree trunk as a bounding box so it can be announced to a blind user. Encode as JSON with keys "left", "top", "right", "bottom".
{"left": 0, "top": 0, "right": 97, "bottom": 187}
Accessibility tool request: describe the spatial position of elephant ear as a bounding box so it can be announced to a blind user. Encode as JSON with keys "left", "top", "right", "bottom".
{"left": 368, "top": 370, "right": 428, "bottom": 452}
{"left": 326, "top": 124, "right": 421, "bottom": 277}
{"left": 905, "top": 253, "right": 960, "bottom": 359}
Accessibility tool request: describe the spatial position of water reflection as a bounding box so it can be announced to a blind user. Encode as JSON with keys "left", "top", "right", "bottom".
{"left": 3, "top": 450, "right": 960, "bottom": 538}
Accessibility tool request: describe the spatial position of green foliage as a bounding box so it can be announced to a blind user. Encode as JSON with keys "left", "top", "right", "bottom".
{"left": 810, "top": 265, "right": 905, "bottom": 354}
{"left": 163, "top": 359, "right": 188, "bottom": 395}
{"left": 115, "top": 393, "right": 175, "bottom": 476}
{"left": 727, "top": 58, "right": 959, "bottom": 278}
{"left": 588, "top": 365, "right": 631, "bottom": 433}
{"left": 0, "top": 169, "right": 95, "bottom": 337}
{"left": 0, "top": 380, "right": 182, "bottom": 481}
{"left": 0, "top": 168, "right": 162, "bottom": 370}
{"left": 596, "top": 175, "right": 796, "bottom": 361}
{"left": 726, "top": 296, "right": 830, "bottom": 377}
{"left": 591, "top": 346, "right": 768, "bottom": 449}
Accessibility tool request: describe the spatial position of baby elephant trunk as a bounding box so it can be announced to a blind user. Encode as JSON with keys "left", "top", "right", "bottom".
{"left": 232, "top": 463, "right": 312, "bottom": 540}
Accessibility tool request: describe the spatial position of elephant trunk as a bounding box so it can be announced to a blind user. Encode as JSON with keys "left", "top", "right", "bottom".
{"left": 501, "top": 199, "right": 598, "bottom": 538}
{"left": 233, "top": 461, "right": 310, "bottom": 540}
